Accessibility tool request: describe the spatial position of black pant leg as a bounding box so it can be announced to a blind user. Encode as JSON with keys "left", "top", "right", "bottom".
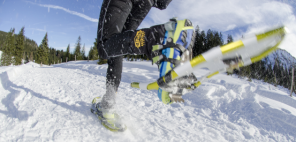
{"left": 98, "top": 0, "right": 160, "bottom": 110}
{"left": 97, "top": 0, "right": 133, "bottom": 59}
{"left": 122, "top": 0, "right": 153, "bottom": 32}
{"left": 106, "top": 56, "right": 122, "bottom": 92}
{"left": 97, "top": 0, "right": 133, "bottom": 110}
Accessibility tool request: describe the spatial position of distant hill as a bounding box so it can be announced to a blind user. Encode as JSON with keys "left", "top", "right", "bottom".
{"left": 236, "top": 48, "right": 296, "bottom": 93}
{"left": 265, "top": 49, "right": 296, "bottom": 70}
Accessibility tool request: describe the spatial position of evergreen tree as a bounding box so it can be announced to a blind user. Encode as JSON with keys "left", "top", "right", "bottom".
{"left": 15, "top": 27, "right": 25, "bottom": 65}
{"left": 37, "top": 33, "right": 49, "bottom": 65}
{"left": 65, "top": 44, "right": 71, "bottom": 61}
{"left": 219, "top": 32, "right": 224, "bottom": 45}
{"left": 199, "top": 31, "right": 206, "bottom": 53}
{"left": 42, "top": 33, "right": 49, "bottom": 65}
{"left": 60, "top": 50, "right": 64, "bottom": 62}
{"left": 74, "top": 36, "right": 82, "bottom": 60}
{"left": 29, "top": 52, "right": 33, "bottom": 62}
{"left": 227, "top": 34, "right": 233, "bottom": 43}
{"left": 193, "top": 26, "right": 201, "bottom": 57}
{"left": 213, "top": 31, "right": 222, "bottom": 46}
{"left": 56, "top": 49, "right": 61, "bottom": 63}
{"left": 92, "top": 46, "right": 98, "bottom": 60}
{"left": 89, "top": 46, "right": 99, "bottom": 60}
{"left": 1, "top": 28, "right": 16, "bottom": 66}
{"left": 82, "top": 44, "right": 86, "bottom": 60}
{"left": 205, "top": 29, "right": 213, "bottom": 50}
{"left": 36, "top": 44, "right": 44, "bottom": 64}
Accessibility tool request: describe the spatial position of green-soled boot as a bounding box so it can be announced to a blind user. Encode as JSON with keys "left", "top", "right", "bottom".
{"left": 91, "top": 97, "right": 127, "bottom": 132}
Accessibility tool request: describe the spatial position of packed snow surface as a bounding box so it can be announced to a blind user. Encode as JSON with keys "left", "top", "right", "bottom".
{"left": 1, "top": 61, "right": 296, "bottom": 142}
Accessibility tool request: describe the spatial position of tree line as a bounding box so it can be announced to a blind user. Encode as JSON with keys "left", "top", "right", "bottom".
{"left": 0, "top": 27, "right": 100, "bottom": 66}
{"left": 0, "top": 28, "right": 27, "bottom": 66}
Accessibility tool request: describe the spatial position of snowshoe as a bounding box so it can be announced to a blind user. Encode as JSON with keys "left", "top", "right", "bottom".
{"left": 131, "top": 24, "right": 287, "bottom": 94}
{"left": 131, "top": 18, "right": 196, "bottom": 104}
{"left": 91, "top": 97, "right": 127, "bottom": 132}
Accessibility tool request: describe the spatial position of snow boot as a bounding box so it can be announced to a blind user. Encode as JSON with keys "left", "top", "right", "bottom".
{"left": 91, "top": 97, "right": 127, "bottom": 132}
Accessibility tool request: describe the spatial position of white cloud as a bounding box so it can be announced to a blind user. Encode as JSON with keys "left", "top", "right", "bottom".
{"left": 226, "top": 24, "right": 237, "bottom": 31}
{"left": 144, "top": 0, "right": 292, "bottom": 30}
{"left": 26, "top": 1, "right": 98, "bottom": 23}
{"left": 140, "top": 0, "right": 296, "bottom": 58}
{"left": 28, "top": 28, "right": 47, "bottom": 32}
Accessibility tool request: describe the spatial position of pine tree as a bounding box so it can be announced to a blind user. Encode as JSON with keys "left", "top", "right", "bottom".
{"left": 37, "top": 33, "right": 49, "bottom": 65}
{"left": 200, "top": 31, "right": 206, "bottom": 53}
{"left": 15, "top": 27, "right": 25, "bottom": 65}
{"left": 219, "top": 32, "right": 224, "bottom": 45}
{"left": 42, "top": 33, "right": 49, "bottom": 65}
{"left": 213, "top": 31, "right": 222, "bottom": 46}
{"left": 74, "top": 36, "right": 82, "bottom": 60}
{"left": 93, "top": 47, "right": 98, "bottom": 60}
{"left": 65, "top": 44, "right": 71, "bottom": 62}
{"left": 227, "top": 34, "right": 233, "bottom": 43}
{"left": 81, "top": 44, "right": 86, "bottom": 60}
{"left": 36, "top": 45, "right": 44, "bottom": 64}
{"left": 29, "top": 52, "right": 33, "bottom": 62}
{"left": 1, "top": 28, "right": 16, "bottom": 66}
{"left": 60, "top": 50, "right": 64, "bottom": 62}
{"left": 88, "top": 46, "right": 99, "bottom": 60}
{"left": 193, "top": 25, "right": 200, "bottom": 57}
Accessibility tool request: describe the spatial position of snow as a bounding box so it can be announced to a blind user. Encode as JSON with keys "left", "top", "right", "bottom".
{"left": 1, "top": 61, "right": 296, "bottom": 141}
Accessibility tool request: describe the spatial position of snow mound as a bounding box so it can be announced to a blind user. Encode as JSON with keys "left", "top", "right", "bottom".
{"left": 0, "top": 60, "right": 295, "bottom": 141}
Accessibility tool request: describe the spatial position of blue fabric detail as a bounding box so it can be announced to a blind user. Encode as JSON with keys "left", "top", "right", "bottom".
{"left": 158, "top": 89, "right": 162, "bottom": 101}
{"left": 160, "top": 61, "right": 167, "bottom": 76}
{"left": 163, "top": 31, "right": 168, "bottom": 45}
{"left": 185, "top": 29, "right": 194, "bottom": 49}
{"left": 176, "top": 29, "right": 194, "bottom": 49}
{"left": 176, "top": 31, "right": 185, "bottom": 47}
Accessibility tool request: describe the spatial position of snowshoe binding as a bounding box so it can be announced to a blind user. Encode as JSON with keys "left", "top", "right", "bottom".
{"left": 151, "top": 18, "right": 196, "bottom": 104}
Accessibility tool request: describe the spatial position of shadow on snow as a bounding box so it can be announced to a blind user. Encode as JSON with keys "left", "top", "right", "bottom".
{"left": 0, "top": 71, "right": 91, "bottom": 121}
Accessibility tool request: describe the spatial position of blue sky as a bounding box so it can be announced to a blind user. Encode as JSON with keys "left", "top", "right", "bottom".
{"left": 0, "top": 0, "right": 296, "bottom": 57}
{"left": 0, "top": 0, "right": 102, "bottom": 54}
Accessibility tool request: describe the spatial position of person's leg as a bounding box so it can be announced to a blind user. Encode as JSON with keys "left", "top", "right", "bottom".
{"left": 122, "top": 0, "right": 153, "bottom": 32}
{"left": 101, "top": 56, "right": 122, "bottom": 111}
{"left": 98, "top": 0, "right": 157, "bottom": 112}
{"left": 104, "top": 0, "right": 154, "bottom": 103}
{"left": 97, "top": 0, "right": 132, "bottom": 111}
